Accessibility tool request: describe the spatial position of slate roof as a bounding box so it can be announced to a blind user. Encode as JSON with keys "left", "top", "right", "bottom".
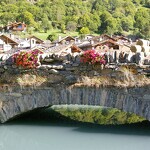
{"left": 45, "top": 44, "right": 72, "bottom": 54}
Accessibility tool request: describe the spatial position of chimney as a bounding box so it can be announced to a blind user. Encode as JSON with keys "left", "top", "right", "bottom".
{"left": 58, "top": 35, "right": 62, "bottom": 42}
{"left": 90, "top": 40, "right": 94, "bottom": 45}
{"left": 99, "top": 37, "right": 102, "bottom": 41}
{"left": 10, "top": 34, "right": 14, "bottom": 39}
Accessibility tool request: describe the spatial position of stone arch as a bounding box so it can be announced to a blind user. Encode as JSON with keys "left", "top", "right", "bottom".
{"left": 0, "top": 86, "right": 150, "bottom": 123}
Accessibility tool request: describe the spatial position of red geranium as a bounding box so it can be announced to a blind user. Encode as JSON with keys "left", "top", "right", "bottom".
{"left": 13, "top": 49, "right": 42, "bottom": 69}
{"left": 80, "top": 50, "right": 106, "bottom": 65}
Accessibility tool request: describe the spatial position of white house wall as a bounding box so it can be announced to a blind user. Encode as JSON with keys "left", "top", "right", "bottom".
{"left": 0, "top": 39, "right": 11, "bottom": 51}
{"left": 3, "top": 44, "right": 12, "bottom": 51}
{"left": 18, "top": 41, "right": 30, "bottom": 48}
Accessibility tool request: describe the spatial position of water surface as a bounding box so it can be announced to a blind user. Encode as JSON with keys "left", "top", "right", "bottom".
{"left": 0, "top": 109, "right": 150, "bottom": 150}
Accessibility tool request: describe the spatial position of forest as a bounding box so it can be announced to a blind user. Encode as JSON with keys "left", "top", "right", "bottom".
{"left": 0, "top": 0, "right": 150, "bottom": 38}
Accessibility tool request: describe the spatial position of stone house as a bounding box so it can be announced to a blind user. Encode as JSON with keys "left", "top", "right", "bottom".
{"left": 58, "top": 36, "right": 75, "bottom": 44}
{"left": 27, "top": 36, "right": 44, "bottom": 48}
{"left": 0, "top": 34, "right": 18, "bottom": 52}
{"left": 99, "top": 34, "right": 117, "bottom": 42}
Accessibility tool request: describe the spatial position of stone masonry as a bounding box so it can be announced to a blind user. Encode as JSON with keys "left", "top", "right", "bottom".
{"left": 0, "top": 85, "right": 150, "bottom": 123}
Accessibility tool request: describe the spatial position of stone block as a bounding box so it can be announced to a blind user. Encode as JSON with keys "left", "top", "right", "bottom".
{"left": 135, "top": 52, "right": 145, "bottom": 65}
{"left": 8, "top": 93, "right": 22, "bottom": 97}
{"left": 0, "top": 68, "right": 5, "bottom": 73}
{"left": 12, "top": 65, "right": 17, "bottom": 69}
{"left": 4, "top": 66, "right": 7, "bottom": 70}
{"left": 5, "top": 56, "right": 14, "bottom": 65}
{"left": 75, "top": 55, "right": 81, "bottom": 63}
{"left": 58, "top": 55, "right": 68, "bottom": 61}
{"left": 38, "top": 65, "right": 53, "bottom": 70}
{"left": 52, "top": 65, "right": 64, "bottom": 70}
{"left": 143, "top": 95, "right": 150, "bottom": 100}
{"left": 65, "top": 67, "right": 77, "bottom": 71}
{"left": 44, "top": 58, "right": 54, "bottom": 63}
{"left": 72, "top": 63, "right": 79, "bottom": 67}
{"left": 49, "top": 69, "right": 59, "bottom": 74}
{"left": 65, "top": 75, "right": 77, "bottom": 83}
{"left": 67, "top": 54, "right": 72, "bottom": 61}
{"left": 144, "top": 59, "right": 150, "bottom": 65}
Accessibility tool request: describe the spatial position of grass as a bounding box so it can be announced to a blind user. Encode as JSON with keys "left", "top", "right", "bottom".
{"left": 76, "top": 67, "right": 150, "bottom": 87}
{"left": 34, "top": 29, "right": 80, "bottom": 40}
{"left": 0, "top": 66, "right": 150, "bottom": 88}
{"left": 17, "top": 74, "right": 47, "bottom": 87}
{"left": 0, "top": 70, "right": 64, "bottom": 87}
{"left": 14, "top": 29, "right": 80, "bottom": 40}
{"left": 12, "top": 28, "right": 101, "bottom": 40}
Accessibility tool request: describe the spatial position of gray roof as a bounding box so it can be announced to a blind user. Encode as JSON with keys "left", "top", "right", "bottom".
{"left": 45, "top": 44, "right": 72, "bottom": 54}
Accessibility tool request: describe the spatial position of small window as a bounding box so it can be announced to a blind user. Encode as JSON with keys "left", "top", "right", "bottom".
{"left": 32, "top": 40, "right": 35, "bottom": 44}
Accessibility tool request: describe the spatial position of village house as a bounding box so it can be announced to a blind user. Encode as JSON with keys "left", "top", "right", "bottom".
{"left": 99, "top": 34, "right": 117, "bottom": 42}
{"left": 27, "top": 35, "right": 44, "bottom": 48}
{"left": 18, "top": 39, "right": 30, "bottom": 49}
{"left": 77, "top": 40, "right": 93, "bottom": 51}
{"left": 0, "top": 34, "right": 18, "bottom": 52}
{"left": 2, "top": 22, "right": 27, "bottom": 33}
{"left": 58, "top": 36, "right": 76, "bottom": 45}
{"left": 84, "top": 34, "right": 95, "bottom": 40}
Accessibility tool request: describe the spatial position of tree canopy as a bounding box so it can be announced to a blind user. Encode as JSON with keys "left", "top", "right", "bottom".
{"left": 0, "top": 0, "right": 149, "bottom": 38}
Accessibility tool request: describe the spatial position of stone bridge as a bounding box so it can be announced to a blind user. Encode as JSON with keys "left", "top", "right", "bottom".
{"left": 0, "top": 85, "right": 150, "bottom": 123}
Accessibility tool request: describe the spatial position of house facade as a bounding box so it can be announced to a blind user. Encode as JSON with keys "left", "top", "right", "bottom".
{"left": 0, "top": 34, "right": 18, "bottom": 52}
{"left": 28, "top": 36, "right": 44, "bottom": 48}
{"left": 2, "top": 22, "right": 27, "bottom": 33}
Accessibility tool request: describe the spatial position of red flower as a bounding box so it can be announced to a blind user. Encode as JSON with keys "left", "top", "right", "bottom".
{"left": 80, "top": 50, "right": 106, "bottom": 65}
{"left": 13, "top": 49, "right": 41, "bottom": 69}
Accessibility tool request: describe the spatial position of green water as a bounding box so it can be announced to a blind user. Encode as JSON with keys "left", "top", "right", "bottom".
{"left": 0, "top": 109, "right": 150, "bottom": 150}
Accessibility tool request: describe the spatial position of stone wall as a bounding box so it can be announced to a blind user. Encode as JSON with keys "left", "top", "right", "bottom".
{"left": 0, "top": 51, "right": 150, "bottom": 80}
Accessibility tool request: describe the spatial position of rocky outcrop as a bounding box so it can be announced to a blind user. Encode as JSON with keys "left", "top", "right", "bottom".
{"left": 0, "top": 85, "right": 150, "bottom": 123}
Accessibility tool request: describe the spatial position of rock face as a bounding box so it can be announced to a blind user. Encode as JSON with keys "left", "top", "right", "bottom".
{"left": 0, "top": 85, "right": 150, "bottom": 123}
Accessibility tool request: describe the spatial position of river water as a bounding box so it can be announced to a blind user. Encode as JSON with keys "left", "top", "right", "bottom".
{"left": 0, "top": 108, "right": 150, "bottom": 150}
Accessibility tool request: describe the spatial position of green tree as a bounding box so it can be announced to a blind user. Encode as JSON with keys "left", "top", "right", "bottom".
{"left": 66, "top": 21, "right": 77, "bottom": 31}
{"left": 88, "top": 13, "right": 101, "bottom": 32}
{"left": 100, "top": 11, "right": 118, "bottom": 34}
{"left": 17, "top": 11, "right": 37, "bottom": 27}
{"left": 121, "top": 17, "right": 134, "bottom": 31}
{"left": 41, "top": 15, "right": 52, "bottom": 33}
{"left": 79, "top": 27, "right": 90, "bottom": 35}
{"left": 60, "top": 24, "right": 66, "bottom": 33}
{"left": 78, "top": 14, "right": 91, "bottom": 28}
{"left": 134, "top": 8, "right": 150, "bottom": 37}
{"left": 47, "top": 33, "right": 57, "bottom": 42}
{"left": 100, "top": 11, "right": 112, "bottom": 31}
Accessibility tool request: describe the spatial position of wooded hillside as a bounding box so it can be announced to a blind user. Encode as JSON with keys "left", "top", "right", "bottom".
{"left": 0, "top": 0, "right": 150, "bottom": 38}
